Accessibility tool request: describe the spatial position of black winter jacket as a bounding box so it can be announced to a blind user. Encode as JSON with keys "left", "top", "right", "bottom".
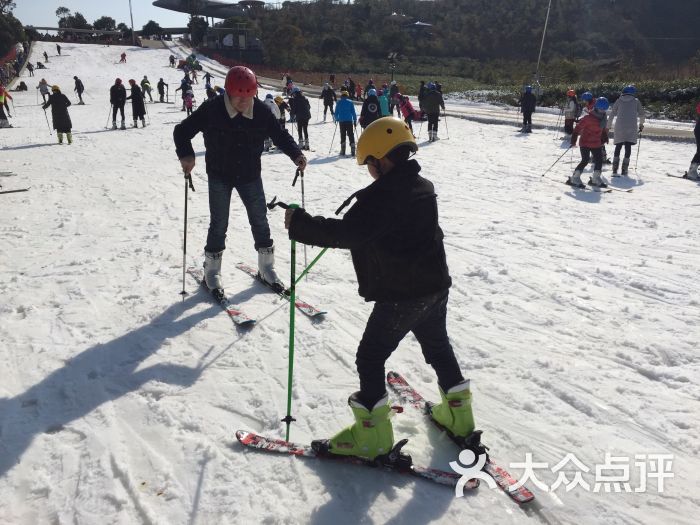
{"left": 288, "top": 159, "right": 451, "bottom": 301}
{"left": 320, "top": 87, "right": 336, "bottom": 104}
{"left": 43, "top": 92, "right": 72, "bottom": 132}
{"left": 520, "top": 92, "right": 537, "bottom": 113}
{"left": 110, "top": 84, "right": 126, "bottom": 106}
{"left": 360, "top": 95, "right": 381, "bottom": 128}
{"left": 294, "top": 95, "right": 311, "bottom": 121}
{"left": 127, "top": 84, "right": 146, "bottom": 118}
{"left": 422, "top": 90, "right": 445, "bottom": 114}
{"left": 173, "top": 96, "right": 302, "bottom": 185}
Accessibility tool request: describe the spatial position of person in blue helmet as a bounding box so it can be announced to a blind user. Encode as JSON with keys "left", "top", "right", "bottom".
{"left": 360, "top": 88, "right": 381, "bottom": 129}
{"left": 518, "top": 85, "right": 537, "bottom": 133}
{"left": 568, "top": 97, "right": 610, "bottom": 188}
{"left": 606, "top": 85, "right": 645, "bottom": 176}
{"left": 581, "top": 91, "right": 594, "bottom": 115}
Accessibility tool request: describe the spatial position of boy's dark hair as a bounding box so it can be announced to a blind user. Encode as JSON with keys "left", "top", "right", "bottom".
{"left": 386, "top": 144, "right": 414, "bottom": 165}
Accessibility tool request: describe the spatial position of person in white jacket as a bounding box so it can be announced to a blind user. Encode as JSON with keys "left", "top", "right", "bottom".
{"left": 563, "top": 89, "right": 579, "bottom": 137}
{"left": 263, "top": 93, "right": 281, "bottom": 152}
{"left": 606, "top": 85, "right": 645, "bottom": 176}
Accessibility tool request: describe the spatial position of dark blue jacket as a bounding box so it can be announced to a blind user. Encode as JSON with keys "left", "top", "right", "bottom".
{"left": 174, "top": 96, "right": 301, "bottom": 185}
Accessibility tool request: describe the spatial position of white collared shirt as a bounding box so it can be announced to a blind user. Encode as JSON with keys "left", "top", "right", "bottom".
{"left": 224, "top": 94, "right": 254, "bottom": 120}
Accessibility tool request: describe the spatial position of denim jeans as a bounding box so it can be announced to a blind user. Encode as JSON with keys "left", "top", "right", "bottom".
{"left": 355, "top": 290, "right": 464, "bottom": 407}
{"left": 205, "top": 175, "right": 272, "bottom": 253}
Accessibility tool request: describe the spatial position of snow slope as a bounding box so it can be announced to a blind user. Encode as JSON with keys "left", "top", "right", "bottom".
{"left": 1, "top": 41, "right": 699, "bottom": 525}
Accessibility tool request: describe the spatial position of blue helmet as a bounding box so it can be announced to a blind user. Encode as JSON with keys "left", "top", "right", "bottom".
{"left": 594, "top": 97, "right": 610, "bottom": 111}
{"left": 367, "top": 88, "right": 377, "bottom": 97}
{"left": 291, "top": 86, "right": 301, "bottom": 94}
{"left": 427, "top": 82, "right": 436, "bottom": 90}
{"left": 525, "top": 85, "right": 532, "bottom": 93}
{"left": 622, "top": 85, "right": 636, "bottom": 95}
{"left": 581, "top": 91, "right": 593, "bottom": 101}
{"left": 265, "top": 93, "right": 273, "bottom": 99}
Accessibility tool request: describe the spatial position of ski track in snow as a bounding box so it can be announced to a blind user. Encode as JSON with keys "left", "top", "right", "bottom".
{"left": 0, "top": 41, "right": 699, "bottom": 524}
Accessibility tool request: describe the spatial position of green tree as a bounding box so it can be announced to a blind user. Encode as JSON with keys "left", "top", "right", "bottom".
{"left": 187, "top": 16, "right": 209, "bottom": 45}
{"left": 55, "top": 6, "right": 70, "bottom": 19}
{"left": 141, "top": 20, "right": 163, "bottom": 37}
{"left": 117, "top": 22, "right": 132, "bottom": 39}
{"left": 93, "top": 16, "right": 116, "bottom": 31}
{"left": 0, "top": 1, "right": 16, "bottom": 15}
{"left": 0, "top": 11, "right": 24, "bottom": 56}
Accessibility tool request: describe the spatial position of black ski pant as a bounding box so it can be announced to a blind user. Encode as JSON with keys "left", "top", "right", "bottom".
{"left": 296, "top": 118, "right": 309, "bottom": 143}
{"left": 522, "top": 110, "right": 533, "bottom": 127}
{"left": 576, "top": 146, "right": 603, "bottom": 172}
{"left": 427, "top": 112, "right": 439, "bottom": 133}
{"left": 323, "top": 101, "right": 334, "bottom": 117}
{"left": 614, "top": 142, "right": 633, "bottom": 159}
{"left": 112, "top": 103, "right": 125, "bottom": 122}
{"left": 692, "top": 123, "right": 700, "bottom": 164}
{"left": 404, "top": 113, "right": 414, "bottom": 134}
{"left": 158, "top": 90, "right": 164, "bottom": 102}
{"left": 355, "top": 290, "right": 464, "bottom": 408}
{"left": 339, "top": 121, "right": 355, "bottom": 146}
{"left": 564, "top": 118, "right": 574, "bottom": 135}
{"left": 77, "top": 90, "right": 83, "bottom": 103}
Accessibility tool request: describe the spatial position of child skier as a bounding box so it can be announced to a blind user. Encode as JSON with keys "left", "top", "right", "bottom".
{"left": 157, "top": 78, "right": 168, "bottom": 102}
{"left": 377, "top": 89, "right": 390, "bottom": 117}
{"left": 274, "top": 95, "right": 291, "bottom": 130}
{"left": 606, "top": 85, "right": 645, "bottom": 176}
{"left": 686, "top": 101, "right": 700, "bottom": 180}
{"left": 397, "top": 93, "right": 416, "bottom": 135}
{"left": 283, "top": 117, "right": 475, "bottom": 460}
{"left": 42, "top": 85, "right": 73, "bottom": 144}
{"left": 320, "top": 83, "right": 336, "bottom": 121}
{"left": 263, "top": 94, "right": 281, "bottom": 151}
{"left": 184, "top": 89, "right": 195, "bottom": 116}
{"left": 334, "top": 88, "right": 357, "bottom": 156}
{"left": 422, "top": 82, "right": 445, "bottom": 142}
{"left": 563, "top": 89, "right": 578, "bottom": 138}
{"left": 359, "top": 88, "right": 381, "bottom": 129}
{"left": 518, "top": 86, "right": 537, "bottom": 133}
{"left": 141, "top": 76, "right": 154, "bottom": 102}
{"left": 568, "top": 97, "right": 610, "bottom": 188}
{"left": 291, "top": 89, "right": 311, "bottom": 150}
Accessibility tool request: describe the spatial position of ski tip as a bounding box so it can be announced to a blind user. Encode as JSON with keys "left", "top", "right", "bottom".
{"left": 235, "top": 429, "right": 250, "bottom": 442}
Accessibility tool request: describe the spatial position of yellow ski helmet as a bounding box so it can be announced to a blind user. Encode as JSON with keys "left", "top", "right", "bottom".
{"left": 355, "top": 117, "right": 417, "bottom": 166}
{"left": 274, "top": 95, "right": 284, "bottom": 103}
{"left": 51, "top": 85, "right": 60, "bottom": 92}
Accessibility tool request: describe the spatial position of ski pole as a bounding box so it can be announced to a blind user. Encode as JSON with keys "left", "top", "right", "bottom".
{"left": 36, "top": 88, "right": 38, "bottom": 105}
{"left": 328, "top": 120, "right": 338, "bottom": 155}
{"left": 541, "top": 146, "right": 572, "bottom": 177}
{"left": 292, "top": 168, "right": 307, "bottom": 269}
{"left": 316, "top": 98, "right": 320, "bottom": 121}
{"left": 105, "top": 105, "right": 112, "bottom": 129}
{"left": 145, "top": 101, "right": 150, "bottom": 125}
{"left": 443, "top": 112, "right": 449, "bottom": 139}
{"left": 180, "top": 170, "right": 196, "bottom": 300}
{"left": 293, "top": 247, "right": 328, "bottom": 286}
{"left": 43, "top": 108, "right": 52, "bottom": 135}
{"left": 267, "top": 196, "right": 303, "bottom": 441}
{"left": 417, "top": 118, "right": 423, "bottom": 140}
{"left": 635, "top": 131, "right": 643, "bottom": 172}
{"left": 553, "top": 107, "right": 563, "bottom": 141}
{"left": 167, "top": 85, "right": 169, "bottom": 103}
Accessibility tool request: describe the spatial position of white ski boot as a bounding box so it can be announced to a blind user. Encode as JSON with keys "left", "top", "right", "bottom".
{"left": 203, "top": 250, "right": 224, "bottom": 290}
{"left": 258, "top": 244, "right": 285, "bottom": 293}
{"left": 589, "top": 170, "right": 607, "bottom": 188}
{"left": 568, "top": 169, "right": 584, "bottom": 188}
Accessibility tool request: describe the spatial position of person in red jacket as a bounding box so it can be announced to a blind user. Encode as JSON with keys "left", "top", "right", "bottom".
{"left": 688, "top": 101, "right": 700, "bottom": 180}
{"left": 568, "top": 97, "right": 609, "bottom": 188}
{"left": 397, "top": 93, "right": 416, "bottom": 135}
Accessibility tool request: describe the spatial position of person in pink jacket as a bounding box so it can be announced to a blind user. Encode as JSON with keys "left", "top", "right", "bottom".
{"left": 398, "top": 93, "right": 416, "bottom": 135}
{"left": 568, "top": 97, "right": 610, "bottom": 188}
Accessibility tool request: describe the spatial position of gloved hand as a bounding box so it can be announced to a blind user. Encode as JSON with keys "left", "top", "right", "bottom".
{"left": 601, "top": 130, "right": 609, "bottom": 144}
{"left": 294, "top": 154, "right": 307, "bottom": 172}
{"left": 639, "top": 124, "right": 644, "bottom": 133}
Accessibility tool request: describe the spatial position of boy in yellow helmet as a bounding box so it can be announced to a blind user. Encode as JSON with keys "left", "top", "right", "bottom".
{"left": 284, "top": 117, "right": 475, "bottom": 460}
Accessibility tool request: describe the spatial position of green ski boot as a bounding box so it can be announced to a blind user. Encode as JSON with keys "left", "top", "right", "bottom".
{"left": 326, "top": 392, "right": 394, "bottom": 459}
{"left": 431, "top": 380, "right": 475, "bottom": 437}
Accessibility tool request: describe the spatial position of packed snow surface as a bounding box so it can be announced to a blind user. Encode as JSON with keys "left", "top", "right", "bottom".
{"left": 1, "top": 41, "right": 699, "bottom": 525}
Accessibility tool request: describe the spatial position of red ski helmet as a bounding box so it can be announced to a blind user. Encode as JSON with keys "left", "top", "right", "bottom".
{"left": 224, "top": 66, "right": 257, "bottom": 97}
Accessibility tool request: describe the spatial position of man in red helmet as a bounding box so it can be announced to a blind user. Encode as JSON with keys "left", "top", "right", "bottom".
{"left": 174, "top": 66, "right": 307, "bottom": 294}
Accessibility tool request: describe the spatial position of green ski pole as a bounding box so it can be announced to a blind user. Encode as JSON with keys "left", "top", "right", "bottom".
{"left": 282, "top": 202, "right": 299, "bottom": 441}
